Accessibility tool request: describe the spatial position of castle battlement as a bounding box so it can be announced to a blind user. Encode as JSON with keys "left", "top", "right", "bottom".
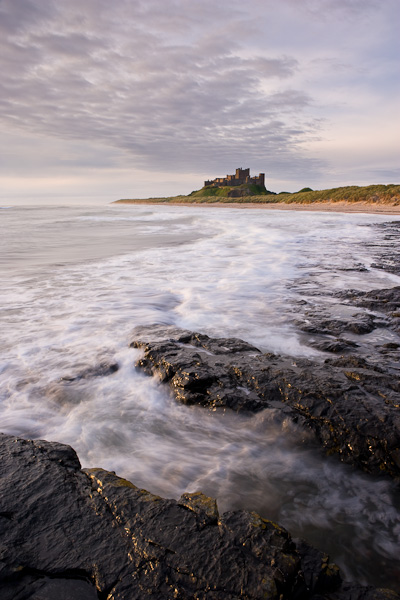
{"left": 204, "top": 168, "right": 265, "bottom": 189}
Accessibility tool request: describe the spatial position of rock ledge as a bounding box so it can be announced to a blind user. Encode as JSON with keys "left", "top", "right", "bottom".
{"left": 131, "top": 325, "right": 400, "bottom": 480}
{"left": 1, "top": 433, "right": 398, "bottom": 599}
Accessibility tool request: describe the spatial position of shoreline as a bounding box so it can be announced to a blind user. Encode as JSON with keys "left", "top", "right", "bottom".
{"left": 4, "top": 432, "right": 399, "bottom": 599}
{"left": 114, "top": 200, "right": 400, "bottom": 215}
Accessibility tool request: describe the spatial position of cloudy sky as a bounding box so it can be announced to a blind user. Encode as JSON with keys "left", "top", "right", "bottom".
{"left": 1, "top": 0, "right": 399, "bottom": 203}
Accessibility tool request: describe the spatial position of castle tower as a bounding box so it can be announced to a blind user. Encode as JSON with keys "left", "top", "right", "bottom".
{"left": 235, "top": 168, "right": 250, "bottom": 183}
{"left": 203, "top": 168, "right": 265, "bottom": 189}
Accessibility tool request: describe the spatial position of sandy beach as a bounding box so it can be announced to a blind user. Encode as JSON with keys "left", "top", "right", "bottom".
{"left": 115, "top": 200, "right": 400, "bottom": 215}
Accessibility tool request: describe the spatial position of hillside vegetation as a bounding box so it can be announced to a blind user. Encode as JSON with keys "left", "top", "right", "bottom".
{"left": 115, "top": 184, "right": 400, "bottom": 205}
{"left": 187, "top": 183, "right": 270, "bottom": 198}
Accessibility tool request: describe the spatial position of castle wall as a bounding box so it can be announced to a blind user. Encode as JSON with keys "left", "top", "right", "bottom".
{"left": 204, "top": 168, "right": 265, "bottom": 188}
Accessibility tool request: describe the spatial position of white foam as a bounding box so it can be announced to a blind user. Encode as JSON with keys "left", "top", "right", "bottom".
{"left": 1, "top": 204, "right": 400, "bottom": 587}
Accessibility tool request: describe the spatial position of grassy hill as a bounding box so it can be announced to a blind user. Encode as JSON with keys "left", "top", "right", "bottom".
{"left": 187, "top": 183, "right": 271, "bottom": 198}
{"left": 115, "top": 184, "right": 400, "bottom": 206}
{"left": 274, "top": 184, "right": 400, "bottom": 205}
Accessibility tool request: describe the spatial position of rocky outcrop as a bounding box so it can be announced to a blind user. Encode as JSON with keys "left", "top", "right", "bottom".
{"left": 368, "top": 221, "right": 400, "bottom": 275}
{"left": 131, "top": 325, "right": 400, "bottom": 479}
{"left": 0, "top": 433, "right": 398, "bottom": 599}
{"left": 294, "top": 312, "right": 381, "bottom": 338}
{"left": 336, "top": 286, "right": 400, "bottom": 336}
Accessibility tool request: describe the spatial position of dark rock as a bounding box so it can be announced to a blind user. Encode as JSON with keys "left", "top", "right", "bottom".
{"left": 336, "top": 287, "right": 400, "bottom": 316}
{"left": 295, "top": 314, "right": 377, "bottom": 336}
{"left": 311, "top": 583, "right": 400, "bottom": 600}
{"left": 131, "top": 325, "right": 400, "bottom": 479}
{"left": 366, "top": 221, "right": 400, "bottom": 275}
{"left": 294, "top": 538, "right": 342, "bottom": 595}
{"left": 1, "top": 433, "right": 398, "bottom": 599}
{"left": 60, "top": 361, "right": 119, "bottom": 382}
{"left": 339, "top": 264, "right": 369, "bottom": 272}
{"left": 308, "top": 338, "right": 358, "bottom": 353}
{"left": 178, "top": 491, "right": 219, "bottom": 526}
{"left": 379, "top": 342, "right": 400, "bottom": 356}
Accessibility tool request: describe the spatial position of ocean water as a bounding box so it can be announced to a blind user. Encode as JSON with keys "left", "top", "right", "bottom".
{"left": 1, "top": 203, "right": 400, "bottom": 588}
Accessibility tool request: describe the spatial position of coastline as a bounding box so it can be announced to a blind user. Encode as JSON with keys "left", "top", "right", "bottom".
{"left": 3, "top": 432, "right": 399, "bottom": 599}
{"left": 114, "top": 200, "right": 400, "bottom": 215}
{"left": 3, "top": 207, "right": 400, "bottom": 597}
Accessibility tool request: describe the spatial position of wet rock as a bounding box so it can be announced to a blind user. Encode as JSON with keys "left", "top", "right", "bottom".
{"left": 382, "top": 342, "right": 400, "bottom": 350}
{"left": 131, "top": 325, "right": 400, "bottom": 479}
{"left": 366, "top": 221, "right": 400, "bottom": 275}
{"left": 1, "top": 433, "right": 398, "bottom": 599}
{"left": 60, "top": 361, "right": 119, "bottom": 382}
{"left": 291, "top": 221, "right": 400, "bottom": 358}
{"left": 295, "top": 314, "right": 378, "bottom": 336}
{"left": 334, "top": 287, "right": 400, "bottom": 340}
{"left": 379, "top": 342, "right": 400, "bottom": 355}
{"left": 336, "top": 287, "right": 400, "bottom": 316}
{"left": 294, "top": 539, "right": 341, "bottom": 595}
{"left": 290, "top": 303, "right": 390, "bottom": 355}
{"left": 339, "top": 264, "right": 369, "bottom": 273}
{"left": 178, "top": 491, "right": 219, "bottom": 525}
{"left": 309, "top": 338, "right": 358, "bottom": 353}
{"left": 312, "top": 584, "right": 400, "bottom": 600}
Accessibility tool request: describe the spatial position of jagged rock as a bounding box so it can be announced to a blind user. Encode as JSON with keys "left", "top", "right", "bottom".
{"left": 307, "top": 338, "right": 358, "bottom": 353}
{"left": 131, "top": 325, "right": 400, "bottom": 479}
{"left": 0, "top": 434, "right": 398, "bottom": 599}
{"left": 295, "top": 314, "right": 378, "bottom": 336}
{"left": 334, "top": 287, "right": 400, "bottom": 338}
{"left": 293, "top": 539, "right": 341, "bottom": 595}
{"left": 336, "top": 286, "right": 400, "bottom": 314}
{"left": 366, "top": 221, "right": 400, "bottom": 275}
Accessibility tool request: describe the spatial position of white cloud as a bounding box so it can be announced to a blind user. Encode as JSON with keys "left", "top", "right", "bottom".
{"left": 0, "top": 0, "right": 398, "bottom": 200}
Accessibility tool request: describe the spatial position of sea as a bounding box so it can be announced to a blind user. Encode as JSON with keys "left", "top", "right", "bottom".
{"left": 1, "top": 203, "right": 399, "bottom": 589}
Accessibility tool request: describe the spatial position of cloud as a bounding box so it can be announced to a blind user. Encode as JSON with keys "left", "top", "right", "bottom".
{"left": 0, "top": 0, "right": 398, "bottom": 197}
{"left": 282, "top": 0, "right": 379, "bottom": 19}
{"left": 0, "top": 0, "right": 322, "bottom": 181}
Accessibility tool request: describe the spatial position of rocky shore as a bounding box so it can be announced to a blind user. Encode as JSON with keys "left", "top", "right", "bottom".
{"left": 1, "top": 433, "right": 399, "bottom": 600}
{"left": 131, "top": 324, "right": 400, "bottom": 480}
{"left": 2, "top": 220, "right": 399, "bottom": 598}
{"left": 3, "top": 317, "right": 398, "bottom": 597}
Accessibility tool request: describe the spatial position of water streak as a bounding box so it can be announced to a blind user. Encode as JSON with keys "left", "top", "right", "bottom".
{"left": 1, "top": 204, "right": 400, "bottom": 588}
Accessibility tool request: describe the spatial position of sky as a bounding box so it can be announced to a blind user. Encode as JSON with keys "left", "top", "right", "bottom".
{"left": 1, "top": 0, "right": 399, "bottom": 204}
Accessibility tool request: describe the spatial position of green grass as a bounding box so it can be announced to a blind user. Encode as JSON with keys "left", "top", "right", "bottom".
{"left": 114, "top": 184, "right": 400, "bottom": 206}
{"left": 275, "top": 184, "right": 400, "bottom": 205}
{"left": 297, "top": 187, "right": 313, "bottom": 193}
{"left": 187, "top": 183, "right": 272, "bottom": 198}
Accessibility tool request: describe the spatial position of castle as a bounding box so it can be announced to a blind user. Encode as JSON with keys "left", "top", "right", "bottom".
{"left": 204, "top": 168, "right": 265, "bottom": 189}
